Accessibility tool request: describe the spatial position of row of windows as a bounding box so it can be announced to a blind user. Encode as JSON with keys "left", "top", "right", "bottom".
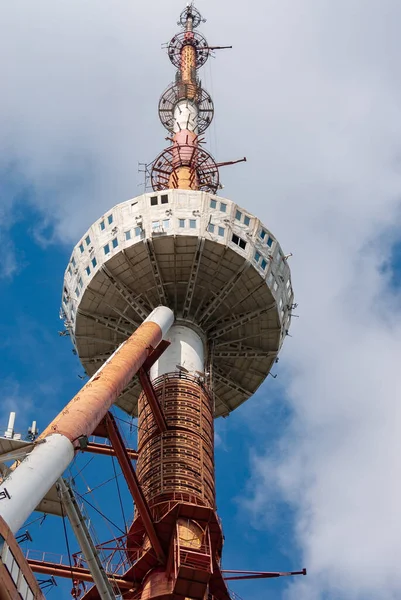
{"left": 207, "top": 222, "right": 225, "bottom": 237}
{"left": 210, "top": 198, "right": 227, "bottom": 212}
{"left": 153, "top": 219, "right": 170, "bottom": 231}
{"left": 70, "top": 218, "right": 272, "bottom": 274}
{"left": 254, "top": 251, "right": 268, "bottom": 270}
{"left": 100, "top": 214, "right": 113, "bottom": 230}
{"left": 104, "top": 237, "right": 119, "bottom": 255}
{"left": 75, "top": 275, "right": 84, "bottom": 298}
{"left": 85, "top": 257, "right": 97, "bottom": 276}
{"left": 79, "top": 235, "right": 91, "bottom": 253}
{"left": 232, "top": 233, "right": 247, "bottom": 250}
{"left": 260, "top": 228, "right": 273, "bottom": 246}
{"left": 179, "top": 218, "right": 197, "bottom": 229}
{"left": 1, "top": 539, "right": 35, "bottom": 600}
{"left": 150, "top": 194, "right": 169, "bottom": 206}
{"left": 235, "top": 209, "right": 251, "bottom": 226}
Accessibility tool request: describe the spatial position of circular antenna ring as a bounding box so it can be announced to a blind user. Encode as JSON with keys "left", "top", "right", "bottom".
{"left": 158, "top": 83, "right": 214, "bottom": 134}
{"left": 151, "top": 145, "right": 220, "bottom": 194}
{"left": 178, "top": 5, "right": 204, "bottom": 29}
{"left": 168, "top": 31, "right": 209, "bottom": 69}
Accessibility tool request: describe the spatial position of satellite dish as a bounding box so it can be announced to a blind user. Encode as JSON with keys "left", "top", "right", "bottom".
{"left": 176, "top": 365, "right": 189, "bottom": 373}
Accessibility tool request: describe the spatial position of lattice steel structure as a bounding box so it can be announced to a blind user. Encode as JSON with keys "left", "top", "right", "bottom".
{"left": 0, "top": 5, "right": 306, "bottom": 600}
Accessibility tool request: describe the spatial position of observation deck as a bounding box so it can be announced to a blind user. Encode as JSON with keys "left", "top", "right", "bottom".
{"left": 61, "top": 189, "right": 294, "bottom": 418}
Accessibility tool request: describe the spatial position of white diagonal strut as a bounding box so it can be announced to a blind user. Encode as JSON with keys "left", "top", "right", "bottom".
{"left": 182, "top": 237, "right": 205, "bottom": 319}
{"left": 144, "top": 239, "right": 168, "bottom": 305}
{"left": 77, "top": 309, "right": 134, "bottom": 338}
{"left": 57, "top": 478, "right": 117, "bottom": 600}
{"left": 101, "top": 266, "right": 151, "bottom": 321}
{"left": 207, "top": 304, "right": 276, "bottom": 339}
{"left": 198, "top": 262, "right": 251, "bottom": 326}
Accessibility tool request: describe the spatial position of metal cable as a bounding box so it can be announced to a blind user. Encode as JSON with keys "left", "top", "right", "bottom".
{"left": 111, "top": 455, "right": 127, "bottom": 533}
{"left": 74, "top": 491, "right": 126, "bottom": 536}
{"left": 60, "top": 498, "right": 79, "bottom": 597}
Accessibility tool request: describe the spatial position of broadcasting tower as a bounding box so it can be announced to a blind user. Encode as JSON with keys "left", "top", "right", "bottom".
{"left": 0, "top": 5, "right": 305, "bottom": 600}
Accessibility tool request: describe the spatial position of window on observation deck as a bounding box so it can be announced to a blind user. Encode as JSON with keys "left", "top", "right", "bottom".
{"left": 104, "top": 243, "right": 110, "bottom": 255}
{"left": 85, "top": 235, "right": 91, "bottom": 246}
{"left": 179, "top": 219, "right": 185, "bottom": 228}
{"left": 135, "top": 226, "right": 142, "bottom": 236}
{"left": 231, "top": 233, "right": 246, "bottom": 250}
{"left": 100, "top": 220, "right": 105, "bottom": 231}
{"left": 254, "top": 251, "right": 261, "bottom": 262}
{"left": 161, "top": 194, "right": 168, "bottom": 204}
{"left": 107, "top": 214, "right": 113, "bottom": 225}
{"left": 79, "top": 243, "right": 84, "bottom": 253}
{"left": 235, "top": 210, "right": 242, "bottom": 221}
{"left": 150, "top": 196, "right": 158, "bottom": 206}
{"left": 210, "top": 199, "right": 217, "bottom": 209}
{"left": 261, "top": 259, "right": 267, "bottom": 270}
{"left": 218, "top": 226, "right": 225, "bottom": 237}
{"left": 125, "top": 230, "right": 131, "bottom": 241}
{"left": 220, "top": 202, "right": 227, "bottom": 213}
{"left": 244, "top": 215, "right": 250, "bottom": 226}
{"left": 189, "top": 219, "right": 196, "bottom": 229}
{"left": 92, "top": 257, "right": 97, "bottom": 268}
{"left": 208, "top": 222, "right": 215, "bottom": 233}
{"left": 85, "top": 266, "right": 90, "bottom": 276}
{"left": 71, "top": 257, "right": 76, "bottom": 268}
{"left": 112, "top": 237, "right": 118, "bottom": 248}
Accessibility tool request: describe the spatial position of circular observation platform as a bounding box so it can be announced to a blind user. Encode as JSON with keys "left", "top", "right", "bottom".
{"left": 61, "top": 190, "right": 294, "bottom": 418}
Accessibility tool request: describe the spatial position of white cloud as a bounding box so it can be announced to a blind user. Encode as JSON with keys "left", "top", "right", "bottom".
{"left": 2, "top": 1, "right": 401, "bottom": 598}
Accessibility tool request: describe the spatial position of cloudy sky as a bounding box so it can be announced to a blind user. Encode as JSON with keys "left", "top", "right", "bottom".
{"left": 1, "top": 1, "right": 401, "bottom": 598}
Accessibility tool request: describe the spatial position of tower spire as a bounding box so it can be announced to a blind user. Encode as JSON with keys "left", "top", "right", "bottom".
{"left": 152, "top": 4, "right": 233, "bottom": 194}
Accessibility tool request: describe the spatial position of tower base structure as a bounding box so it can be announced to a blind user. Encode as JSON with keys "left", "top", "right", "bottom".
{"left": 125, "top": 326, "right": 229, "bottom": 600}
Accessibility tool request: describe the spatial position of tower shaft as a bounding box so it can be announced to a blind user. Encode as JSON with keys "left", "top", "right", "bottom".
{"left": 128, "top": 327, "right": 224, "bottom": 600}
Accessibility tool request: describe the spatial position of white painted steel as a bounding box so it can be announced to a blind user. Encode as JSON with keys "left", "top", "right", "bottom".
{"left": 173, "top": 100, "right": 198, "bottom": 134}
{"left": 0, "top": 434, "right": 74, "bottom": 534}
{"left": 4, "top": 412, "right": 15, "bottom": 439}
{"left": 145, "top": 306, "right": 175, "bottom": 339}
{"left": 150, "top": 325, "right": 204, "bottom": 379}
{"left": 58, "top": 478, "right": 116, "bottom": 600}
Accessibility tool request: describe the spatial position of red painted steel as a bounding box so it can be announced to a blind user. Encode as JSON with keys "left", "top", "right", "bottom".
{"left": 138, "top": 369, "right": 168, "bottom": 433}
{"left": 40, "top": 321, "right": 163, "bottom": 445}
{"left": 27, "top": 560, "right": 132, "bottom": 590}
{"left": 85, "top": 442, "right": 138, "bottom": 460}
{"left": 105, "top": 413, "right": 165, "bottom": 562}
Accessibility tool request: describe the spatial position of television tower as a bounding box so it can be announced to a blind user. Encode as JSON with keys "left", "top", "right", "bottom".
{"left": 0, "top": 5, "right": 305, "bottom": 600}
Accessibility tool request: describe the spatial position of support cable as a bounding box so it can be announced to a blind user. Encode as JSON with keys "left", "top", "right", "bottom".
{"left": 74, "top": 491, "right": 127, "bottom": 537}
{"left": 82, "top": 472, "right": 123, "bottom": 496}
{"left": 111, "top": 455, "right": 127, "bottom": 533}
{"left": 60, "top": 499, "right": 79, "bottom": 598}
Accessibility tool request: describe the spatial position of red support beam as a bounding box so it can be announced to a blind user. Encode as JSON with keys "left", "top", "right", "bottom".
{"left": 85, "top": 442, "right": 138, "bottom": 460}
{"left": 138, "top": 368, "right": 168, "bottom": 433}
{"left": 222, "top": 569, "right": 307, "bottom": 581}
{"left": 27, "top": 560, "right": 132, "bottom": 590}
{"left": 141, "top": 339, "right": 170, "bottom": 372}
{"left": 105, "top": 412, "right": 165, "bottom": 562}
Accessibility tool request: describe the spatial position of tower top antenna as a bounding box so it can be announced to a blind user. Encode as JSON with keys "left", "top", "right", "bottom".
{"left": 178, "top": 3, "right": 206, "bottom": 29}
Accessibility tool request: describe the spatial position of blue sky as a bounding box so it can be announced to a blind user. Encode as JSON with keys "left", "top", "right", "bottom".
{"left": 2, "top": 1, "right": 401, "bottom": 599}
